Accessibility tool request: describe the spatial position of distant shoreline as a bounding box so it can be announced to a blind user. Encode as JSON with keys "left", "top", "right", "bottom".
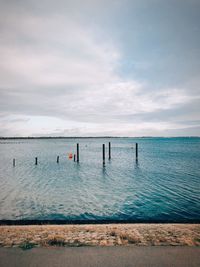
{"left": 0, "top": 136, "right": 200, "bottom": 140}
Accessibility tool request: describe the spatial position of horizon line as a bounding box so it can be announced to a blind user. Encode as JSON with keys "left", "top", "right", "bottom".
{"left": 0, "top": 136, "right": 200, "bottom": 139}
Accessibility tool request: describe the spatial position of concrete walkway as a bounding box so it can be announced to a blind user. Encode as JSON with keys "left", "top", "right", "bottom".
{"left": 0, "top": 247, "right": 200, "bottom": 267}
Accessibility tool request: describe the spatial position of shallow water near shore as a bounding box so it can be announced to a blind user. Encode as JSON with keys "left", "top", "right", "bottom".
{"left": 0, "top": 137, "right": 200, "bottom": 222}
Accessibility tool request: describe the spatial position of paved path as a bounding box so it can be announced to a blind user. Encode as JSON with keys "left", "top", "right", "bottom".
{"left": 0, "top": 247, "right": 200, "bottom": 267}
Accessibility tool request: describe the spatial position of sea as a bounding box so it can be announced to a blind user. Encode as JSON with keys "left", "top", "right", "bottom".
{"left": 0, "top": 137, "right": 199, "bottom": 223}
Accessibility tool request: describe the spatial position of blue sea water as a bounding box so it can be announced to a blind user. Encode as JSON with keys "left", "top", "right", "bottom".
{"left": 0, "top": 137, "right": 199, "bottom": 222}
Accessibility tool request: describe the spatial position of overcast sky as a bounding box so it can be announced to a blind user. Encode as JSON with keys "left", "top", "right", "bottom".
{"left": 0, "top": 0, "right": 200, "bottom": 137}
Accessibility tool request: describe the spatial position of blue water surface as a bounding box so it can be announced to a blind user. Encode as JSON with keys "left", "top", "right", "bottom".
{"left": 0, "top": 137, "right": 199, "bottom": 222}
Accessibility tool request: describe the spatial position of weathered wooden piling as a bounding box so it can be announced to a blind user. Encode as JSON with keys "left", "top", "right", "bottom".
{"left": 57, "top": 156, "right": 59, "bottom": 163}
{"left": 13, "top": 158, "right": 15, "bottom": 167}
{"left": 103, "top": 144, "right": 105, "bottom": 166}
{"left": 35, "top": 157, "right": 38, "bottom": 165}
{"left": 136, "top": 143, "right": 138, "bottom": 160}
{"left": 74, "top": 154, "right": 76, "bottom": 162}
{"left": 108, "top": 142, "right": 111, "bottom": 160}
{"left": 77, "top": 143, "right": 79, "bottom": 162}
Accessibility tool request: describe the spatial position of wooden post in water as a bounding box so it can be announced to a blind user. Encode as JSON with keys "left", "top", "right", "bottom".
{"left": 13, "top": 158, "right": 15, "bottom": 167}
{"left": 103, "top": 144, "right": 105, "bottom": 166}
{"left": 35, "top": 157, "right": 38, "bottom": 165}
{"left": 108, "top": 142, "right": 111, "bottom": 160}
{"left": 136, "top": 143, "right": 138, "bottom": 160}
{"left": 74, "top": 154, "right": 76, "bottom": 162}
{"left": 57, "top": 156, "right": 59, "bottom": 163}
{"left": 77, "top": 143, "right": 79, "bottom": 162}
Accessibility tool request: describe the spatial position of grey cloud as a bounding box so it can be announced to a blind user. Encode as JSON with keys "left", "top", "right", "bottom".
{"left": 1, "top": 83, "right": 199, "bottom": 126}
{"left": 0, "top": 0, "right": 200, "bottom": 136}
{"left": 115, "top": 99, "right": 200, "bottom": 123}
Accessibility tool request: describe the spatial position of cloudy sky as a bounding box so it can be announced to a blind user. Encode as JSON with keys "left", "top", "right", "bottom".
{"left": 0, "top": 0, "right": 200, "bottom": 137}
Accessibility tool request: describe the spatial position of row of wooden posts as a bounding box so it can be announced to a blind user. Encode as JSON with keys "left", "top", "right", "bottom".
{"left": 102, "top": 142, "right": 138, "bottom": 165}
{"left": 12, "top": 142, "right": 138, "bottom": 167}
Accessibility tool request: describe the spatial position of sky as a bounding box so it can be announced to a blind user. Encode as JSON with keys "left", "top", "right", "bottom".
{"left": 0, "top": 0, "right": 200, "bottom": 137}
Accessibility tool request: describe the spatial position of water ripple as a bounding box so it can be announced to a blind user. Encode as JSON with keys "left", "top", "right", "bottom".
{"left": 0, "top": 137, "right": 200, "bottom": 221}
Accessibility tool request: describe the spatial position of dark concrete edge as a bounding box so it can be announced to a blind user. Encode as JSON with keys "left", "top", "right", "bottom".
{"left": 1, "top": 220, "right": 200, "bottom": 225}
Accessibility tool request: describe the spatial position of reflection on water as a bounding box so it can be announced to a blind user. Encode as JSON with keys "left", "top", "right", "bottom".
{"left": 0, "top": 137, "right": 200, "bottom": 222}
